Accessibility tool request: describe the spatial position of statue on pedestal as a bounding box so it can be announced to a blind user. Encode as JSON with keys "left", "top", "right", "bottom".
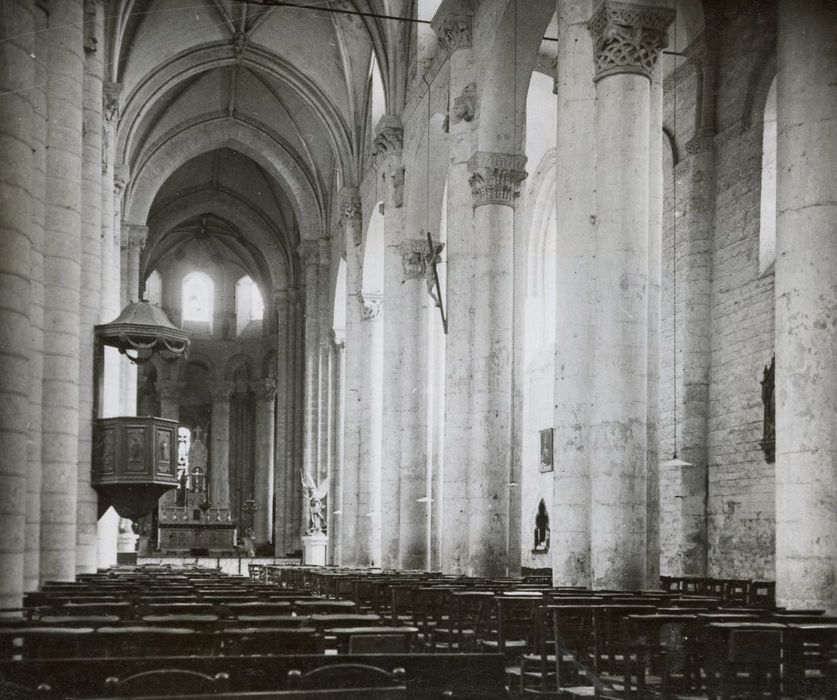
{"left": 301, "top": 469, "right": 328, "bottom": 535}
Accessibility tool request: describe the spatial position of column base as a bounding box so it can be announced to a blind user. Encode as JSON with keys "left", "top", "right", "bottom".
{"left": 302, "top": 533, "right": 328, "bottom": 565}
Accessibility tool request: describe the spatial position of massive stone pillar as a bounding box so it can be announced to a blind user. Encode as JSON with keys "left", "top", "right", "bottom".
{"left": 252, "top": 378, "right": 277, "bottom": 545}
{"left": 465, "top": 152, "right": 527, "bottom": 576}
{"left": 40, "top": 0, "right": 85, "bottom": 584}
{"left": 210, "top": 382, "right": 233, "bottom": 512}
{"left": 775, "top": 0, "right": 837, "bottom": 612}
{"left": 24, "top": 0, "right": 49, "bottom": 594}
{"left": 432, "top": 7, "right": 475, "bottom": 575}
{"left": 158, "top": 380, "right": 183, "bottom": 421}
{"left": 76, "top": 0, "right": 106, "bottom": 575}
{"left": 551, "top": 0, "right": 596, "bottom": 587}
{"left": 377, "top": 116, "right": 429, "bottom": 570}
{"left": 281, "top": 288, "right": 304, "bottom": 554}
{"left": 586, "top": 1, "right": 673, "bottom": 589}
{"left": 0, "top": 0, "right": 36, "bottom": 605}
{"left": 339, "top": 190, "right": 363, "bottom": 565}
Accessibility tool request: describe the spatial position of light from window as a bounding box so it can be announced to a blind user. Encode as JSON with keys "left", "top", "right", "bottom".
{"left": 145, "top": 269, "right": 162, "bottom": 306}
{"left": 182, "top": 271, "right": 214, "bottom": 330}
{"left": 235, "top": 275, "right": 264, "bottom": 336}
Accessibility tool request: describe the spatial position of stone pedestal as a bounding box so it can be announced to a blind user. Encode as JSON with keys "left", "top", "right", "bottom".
{"left": 302, "top": 533, "right": 328, "bottom": 566}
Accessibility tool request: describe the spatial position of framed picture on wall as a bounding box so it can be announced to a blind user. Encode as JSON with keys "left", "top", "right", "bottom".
{"left": 539, "top": 428, "right": 554, "bottom": 473}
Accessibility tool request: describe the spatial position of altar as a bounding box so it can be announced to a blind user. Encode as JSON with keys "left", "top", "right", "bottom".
{"left": 158, "top": 515, "right": 237, "bottom": 553}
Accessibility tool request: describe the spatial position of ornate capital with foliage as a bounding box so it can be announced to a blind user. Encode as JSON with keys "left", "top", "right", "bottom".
{"left": 356, "top": 291, "right": 383, "bottom": 321}
{"left": 587, "top": 1, "right": 674, "bottom": 82}
{"left": 210, "top": 381, "right": 235, "bottom": 402}
{"left": 123, "top": 224, "right": 148, "bottom": 252}
{"left": 467, "top": 152, "right": 527, "bottom": 208}
{"left": 339, "top": 189, "right": 362, "bottom": 247}
{"left": 251, "top": 377, "right": 278, "bottom": 401}
{"left": 373, "top": 116, "right": 404, "bottom": 160}
{"left": 432, "top": 12, "right": 472, "bottom": 54}
{"left": 398, "top": 238, "right": 445, "bottom": 280}
{"left": 297, "top": 240, "right": 320, "bottom": 267}
{"left": 158, "top": 380, "right": 186, "bottom": 401}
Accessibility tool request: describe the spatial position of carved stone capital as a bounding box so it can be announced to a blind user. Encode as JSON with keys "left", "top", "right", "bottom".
{"left": 158, "top": 380, "right": 186, "bottom": 401}
{"left": 588, "top": 1, "right": 675, "bottom": 82}
{"left": 373, "top": 116, "right": 404, "bottom": 160}
{"left": 467, "top": 152, "right": 528, "bottom": 208}
{"left": 339, "top": 189, "right": 362, "bottom": 247}
{"left": 297, "top": 240, "right": 320, "bottom": 267}
{"left": 452, "top": 82, "right": 476, "bottom": 124}
{"left": 318, "top": 238, "right": 331, "bottom": 267}
{"left": 432, "top": 12, "right": 472, "bottom": 54}
{"left": 356, "top": 291, "right": 383, "bottom": 321}
{"left": 103, "top": 82, "right": 121, "bottom": 124}
{"left": 251, "top": 377, "right": 278, "bottom": 401}
{"left": 685, "top": 132, "right": 715, "bottom": 156}
{"left": 398, "top": 238, "right": 445, "bottom": 280}
{"left": 114, "top": 164, "right": 130, "bottom": 195}
{"left": 210, "top": 381, "right": 235, "bottom": 402}
{"left": 123, "top": 224, "right": 148, "bottom": 252}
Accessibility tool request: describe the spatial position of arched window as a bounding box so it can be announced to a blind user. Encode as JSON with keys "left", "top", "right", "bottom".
{"left": 235, "top": 275, "right": 264, "bottom": 336}
{"left": 145, "top": 269, "right": 162, "bottom": 306}
{"left": 369, "top": 55, "right": 386, "bottom": 133}
{"left": 182, "top": 271, "right": 214, "bottom": 331}
{"left": 759, "top": 77, "right": 777, "bottom": 274}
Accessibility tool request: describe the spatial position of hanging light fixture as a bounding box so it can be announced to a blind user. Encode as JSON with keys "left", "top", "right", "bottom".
{"left": 661, "top": 12, "right": 692, "bottom": 471}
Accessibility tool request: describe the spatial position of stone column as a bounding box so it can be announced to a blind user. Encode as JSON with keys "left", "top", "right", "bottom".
{"left": 356, "top": 291, "right": 383, "bottom": 567}
{"left": 775, "top": 0, "right": 837, "bottom": 612}
{"left": 329, "top": 333, "right": 345, "bottom": 565}
{"left": 659, "top": 39, "right": 717, "bottom": 578}
{"left": 158, "top": 380, "right": 183, "bottom": 421}
{"left": 40, "top": 0, "right": 85, "bottom": 584}
{"left": 118, "top": 224, "right": 146, "bottom": 416}
{"left": 377, "top": 116, "right": 429, "bottom": 570}
{"left": 551, "top": 0, "right": 596, "bottom": 587}
{"left": 316, "top": 240, "right": 331, "bottom": 486}
{"left": 99, "top": 83, "right": 122, "bottom": 420}
{"left": 0, "top": 0, "right": 36, "bottom": 605}
{"left": 252, "top": 378, "right": 277, "bottom": 545}
{"left": 298, "top": 241, "right": 321, "bottom": 509}
{"left": 210, "top": 381, "right": 234, "bottom": 511}
{"left": 586, "top": 1, "right": 673, "bottom": 589}
{"left": 76, "top": 0, "right": 105, "bottom": 575}
{"left": 272, "top": 290, "right": 289, "bottom": 554}
{"left": 339, "top": 190, "right": 363, "bottom": 565}
{"left": 465, "top": 152, "right": 527, "bottom": 576}
{"left": 24, "top": 0, "right": 49, "bottom": 595}
{"left": 432, "top": 6, "right": 475, "bottom": 575}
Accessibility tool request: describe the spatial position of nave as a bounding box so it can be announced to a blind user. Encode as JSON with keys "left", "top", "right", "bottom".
{"left": 0, "top": 564, "right": 835, "bottom": 698}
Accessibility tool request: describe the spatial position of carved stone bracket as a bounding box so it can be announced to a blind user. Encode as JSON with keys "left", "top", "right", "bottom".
{"left": 467, "top": 152, "right": 528, "bottom": 208}
{"left": 398, "top": 238, "right": 445, "bottom": 281}
{"left": 382, "top": 165, "right": 405, "bottom": 209}
{"left": 210, "top": 381, "right": 235, "bottom": 402}
{"left": 114, "top": 164, "right": 130, "bottom": 196}
{"left": 587, "top": 1, "right": 675, "bottom": 82}
{"left": 233, "top": 31, "right": 248, "bottom": 58}
{"left": 432, "top": 12, "right": 472, "bottom": 54}
{"left": 251, "top": 377, "right": 278, "bottom": 401}
{"left": 685, "top": 132, "right": 715, "bottom": 156}
{"left": 452, "top": 82, "right": 476, "bottom": 124}
{"left": 356, "top": 291, "right": 383, "bottom": 321}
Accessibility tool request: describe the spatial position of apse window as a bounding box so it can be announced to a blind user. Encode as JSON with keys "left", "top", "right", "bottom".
{"left": 235, "top": 275, "right": 264, "bottom": 336}
{"left": 182, "top": 271, "right": 214, "bottom": 332}
{"left": 759, "top": 77, "right": 777, "bottom": 275}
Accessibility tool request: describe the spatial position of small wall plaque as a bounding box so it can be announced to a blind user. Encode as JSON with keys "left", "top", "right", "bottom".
{"left": 539, "top": 428, "right": 554, "bottom": 473}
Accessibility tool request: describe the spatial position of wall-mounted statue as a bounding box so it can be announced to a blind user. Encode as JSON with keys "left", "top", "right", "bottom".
{"left": 301, "top": 469, "right": 328, "bottom": 535}
{"left": 534, "top": 500, "right": 550, "bottom": 552}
